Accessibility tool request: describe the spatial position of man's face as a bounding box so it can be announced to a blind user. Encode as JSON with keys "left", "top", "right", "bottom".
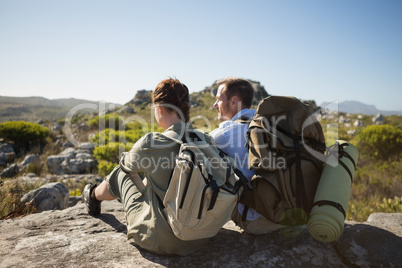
{"left": 213, "top": 84, "right": 236, "bottom": 122}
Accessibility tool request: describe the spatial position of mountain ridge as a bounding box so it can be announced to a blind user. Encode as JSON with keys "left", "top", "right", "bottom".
{"left": 0, "top": 95, "right": 122, "bottom": 106}
{"left": 1, "top": 94, "right": 401, "bottom": 123}
{"left": 0, "top": 96, "right": 121, "bottom": 122}
{"left": 321, "top": 100, "right": 402, "bottom": 116}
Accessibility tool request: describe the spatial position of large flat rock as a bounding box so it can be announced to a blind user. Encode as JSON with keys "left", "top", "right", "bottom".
{"left": 0, "top": 198, "right": 401, "bottom": 268}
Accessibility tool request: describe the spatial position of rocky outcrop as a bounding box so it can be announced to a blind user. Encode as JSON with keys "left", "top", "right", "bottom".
{"left": 0, "top": 199, "right": 400, "bottom": 268}
{"left": 118, "top": 106, "right": 134, "bottom": 114}
{"left": 0, "top": 153, "right": 43, "bottom": 179}
{"left": 46, "top": 143, "right": 97, "bottom": 175}
{"left": 126, "top": 89, "right": 152, "bottom": 106}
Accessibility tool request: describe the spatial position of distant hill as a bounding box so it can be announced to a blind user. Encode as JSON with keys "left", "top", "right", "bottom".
{"left": 0, "top": 96, "right": 121, "bottom": 122}
{"left": 2, "top": 93, "right": 400, "bottom": 124}
{"left": 321, "top": 100, "right": 402, "bottom": 116}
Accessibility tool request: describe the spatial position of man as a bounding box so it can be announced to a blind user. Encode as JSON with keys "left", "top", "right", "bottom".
{"left": 210, "top": 77, "right": 282, "bottom": 234}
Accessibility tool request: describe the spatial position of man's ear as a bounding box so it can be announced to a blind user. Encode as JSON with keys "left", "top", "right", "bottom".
{"left": 231, "top": 96, "right": 241, "bottom": 107}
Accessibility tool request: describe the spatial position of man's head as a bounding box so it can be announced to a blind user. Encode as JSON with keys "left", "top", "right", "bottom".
{"left": 213, "top": 77, "right": 254, "bottom": 122}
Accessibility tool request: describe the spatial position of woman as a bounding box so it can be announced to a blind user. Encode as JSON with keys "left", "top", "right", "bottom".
{"left": 82, "top": 78, "right": 213, "bottom": 255}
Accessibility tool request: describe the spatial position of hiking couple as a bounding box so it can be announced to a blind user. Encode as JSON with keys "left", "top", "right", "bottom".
{"left": 82, "top": 77, "right": 279, "bottom": 256}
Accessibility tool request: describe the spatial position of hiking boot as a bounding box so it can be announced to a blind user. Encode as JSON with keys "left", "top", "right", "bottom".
{"left": 82, "top": 183, "right": 101, "bottom": 216}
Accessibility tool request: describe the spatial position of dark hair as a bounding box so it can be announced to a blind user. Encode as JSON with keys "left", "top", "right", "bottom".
{"left": 217, "top": 77, "right": 254, "bottom": 108}
{"left": 152, "top": 78, "right": 190, "bottom": 122}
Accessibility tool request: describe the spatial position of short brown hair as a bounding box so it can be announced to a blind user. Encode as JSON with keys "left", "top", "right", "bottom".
{"left": 152, "top": 78, "right": 190, "bottom": 122}
{"left": 217, "top": 77, "right": 254, "bottom": 108}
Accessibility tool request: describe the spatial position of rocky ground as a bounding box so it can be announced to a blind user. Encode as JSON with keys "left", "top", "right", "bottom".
{"left": 0, "top": 197, "right": 401, "bottom": 268}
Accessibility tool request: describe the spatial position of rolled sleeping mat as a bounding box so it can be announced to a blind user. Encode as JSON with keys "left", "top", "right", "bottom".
{"left": 308, "top": 140, "right": 359, "bottom": 242}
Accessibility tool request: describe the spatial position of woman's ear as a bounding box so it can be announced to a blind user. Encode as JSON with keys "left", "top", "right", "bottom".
{"left": 157, "top": 106, "right": 164, "bottom": 115}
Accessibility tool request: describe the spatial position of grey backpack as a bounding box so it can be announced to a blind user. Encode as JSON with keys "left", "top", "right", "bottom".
{"left": 163, "top": 131, "right": 244, "bottom": 240}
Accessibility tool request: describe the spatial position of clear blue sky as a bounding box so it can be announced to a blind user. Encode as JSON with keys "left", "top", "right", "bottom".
{"left": 0, "top": 0, "right": 401, "bottom": 111}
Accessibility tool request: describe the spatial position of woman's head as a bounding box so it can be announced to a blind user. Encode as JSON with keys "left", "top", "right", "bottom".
{"left": 152, "top": 78, "right": 190, "bottom": 122}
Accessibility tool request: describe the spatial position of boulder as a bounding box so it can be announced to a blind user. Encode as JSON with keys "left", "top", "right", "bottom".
{"left": 60, "top": 158, "right": 97, "bottom": 174}
{"left": 46, "top": 154, "right": 71, "bottom": 174}
{"left": 51, "top": 124, "right": 63, "bottom": 132}
{"left": 372, "top": 113, "right": 385, "bottom": 125}
{"left": 353, "top": 120, "right": 364, "bottom": 127}
{"left": 0, "top": 143, "right": 16, "bottom": 164}
{"left": 0, "top": 163, "right": 19, "bottom": 178}
{"left": 62, "top": 140, "right": 75, "bottom": 148}
{"left": 78, "top": 142, "right": 95, "bottom": 151}
{"left": 20, "top": 182, "right": 69, "bottom": 212}
{"left": 46, "top": 147, "right": 97, "bottom": 175}
{"left": 18, "top": 154, "right": 42, "bottom": 171}
{"left": 334, "top": 213, "right": 402, "bottom": 267}
{"left": 0, "top": 199, "right": 400, "bottom": 267}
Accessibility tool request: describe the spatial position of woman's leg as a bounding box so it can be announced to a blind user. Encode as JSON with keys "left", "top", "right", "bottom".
{"left": 94, "top": 181, "right": 117, "bottom": 201}
{"left": 83, "top": 165, "right": 145, "bottom": 216}
{"left": 83, "top": 166, "right": 120, "bottom": 215}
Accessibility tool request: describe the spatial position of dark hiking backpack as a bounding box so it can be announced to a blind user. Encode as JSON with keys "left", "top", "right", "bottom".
{"left": 239, "top": 96, "right": 326, "bottom": 225}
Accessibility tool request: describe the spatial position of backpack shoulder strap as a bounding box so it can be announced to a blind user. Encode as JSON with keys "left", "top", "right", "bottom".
{"left": 163, "top": 128, "right": 204, "bottom": 145}
{"left": 234, "top": 116, "right": 252, "bottom": 124}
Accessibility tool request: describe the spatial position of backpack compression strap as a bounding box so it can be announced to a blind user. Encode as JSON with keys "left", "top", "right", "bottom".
{"left": 312, "top": 200, "right": 346, "bottom": 219}
{"left": 181, "top": 130, "right": 222, "bottom": 211}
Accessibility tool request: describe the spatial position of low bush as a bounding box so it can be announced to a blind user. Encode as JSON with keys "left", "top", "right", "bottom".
{"left": 88, "top": 115, "right": 124, "bottom": 131}
{"left": 91, "top": 129, "right": 143, "bottom": 146}
{"left": 347, "top": 196, "right": 401, "bottom": 222}
{"left": 93, "top": 142, "right": 132, "bottom": 163}
{"left": 0, "top": 121, "right": 49, "bottom": 151}
{"left": 98, "top": 160, "right": 117, "bottom": 177}
{"left": 355, "top": 124, "right": 402, "bottom": 160}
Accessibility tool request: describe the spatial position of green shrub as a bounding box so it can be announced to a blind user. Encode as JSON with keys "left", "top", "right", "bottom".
{"left": 98, "top": 160, "right": 117, "bottom": 177}
{"left": 91, "top": 129, "right": 141, "bottom": 147}
{"left": 126, "top": 121, "right": 145, "bottom": 131}
{"left": 93, "top": 142, "right": 132, "bottom": 163}
{"left": 0, "top": 121, "right": 49, "bottom": 149}
{"left": 91, "top": 120, "right": 161, "bottom": 176}
{"left": 348, "top": 196, "right": 402, "bottom": 222}
{"left": 356, "top": 124, "right": 402, "bottom": 160}
{"left": 88, "top": 115, "right": 124, "bottom": 130}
